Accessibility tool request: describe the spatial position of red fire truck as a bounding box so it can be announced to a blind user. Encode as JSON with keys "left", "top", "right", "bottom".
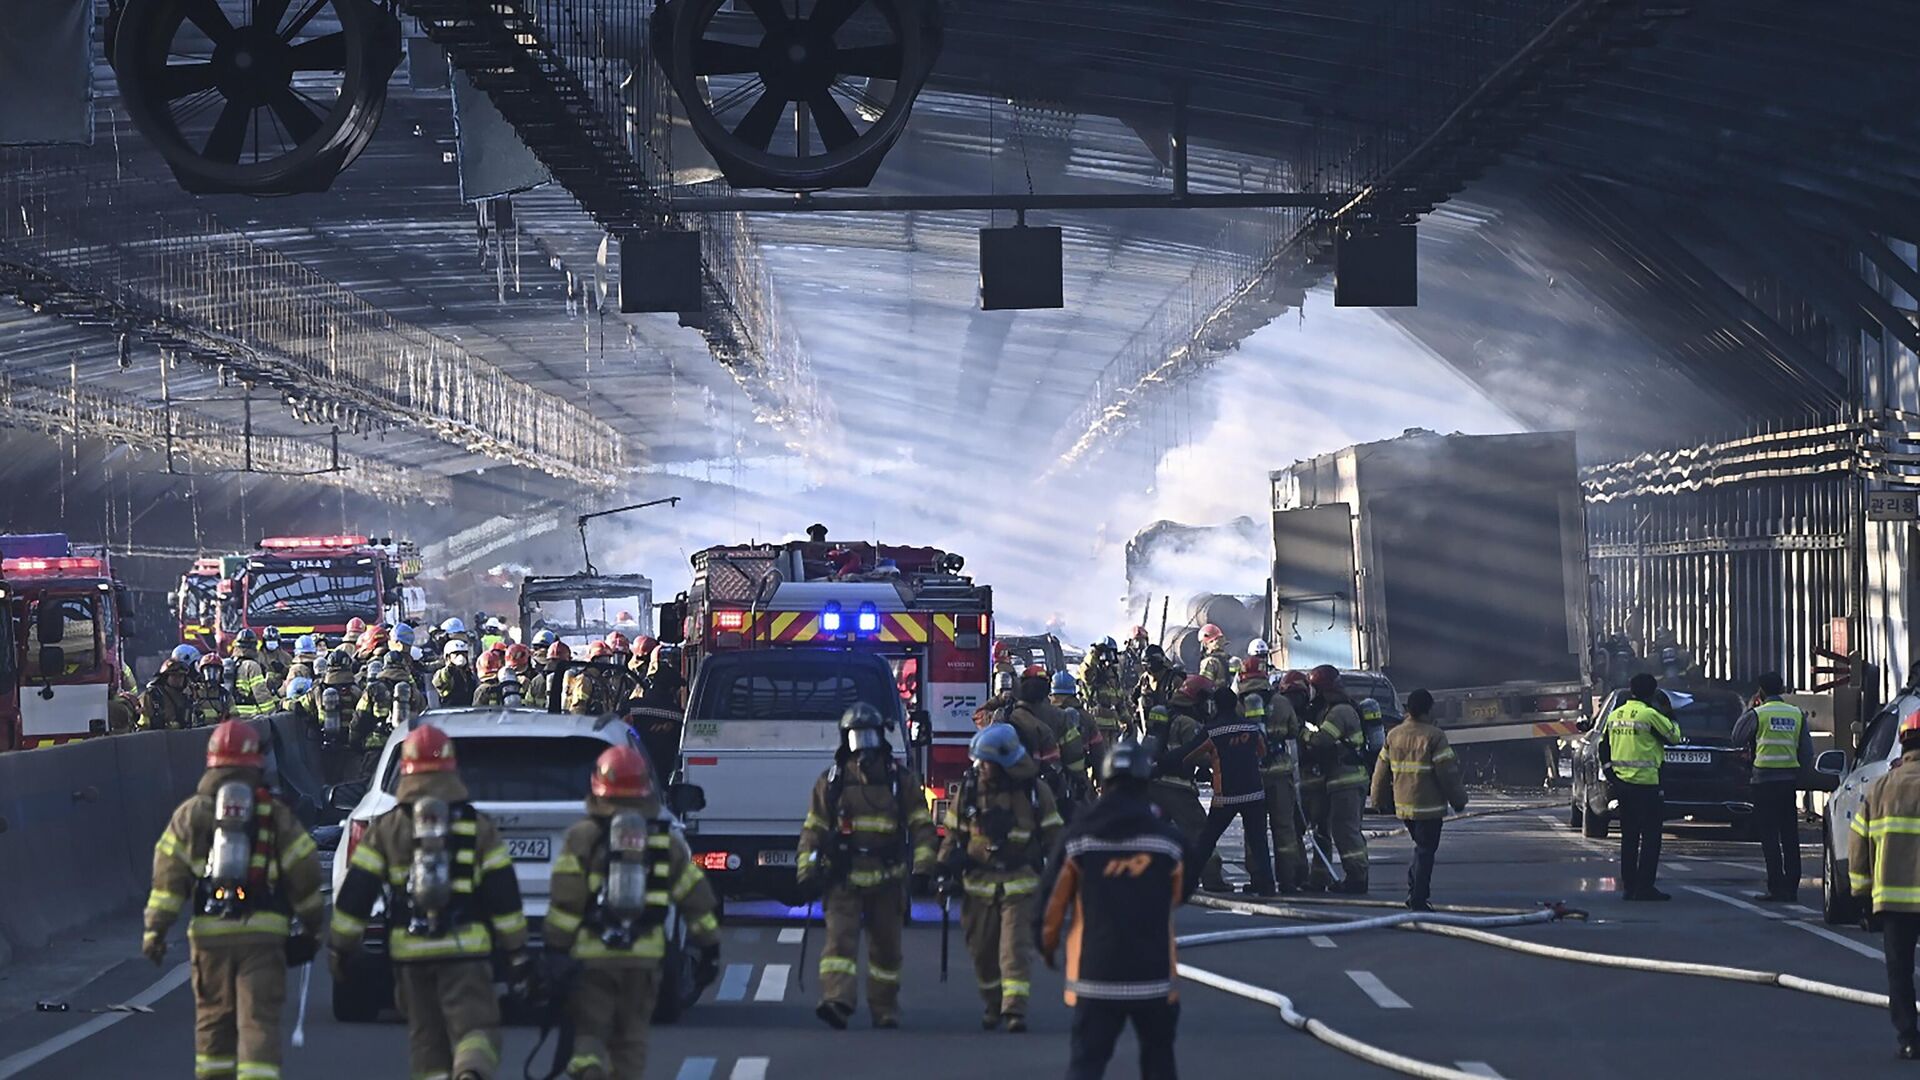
{"left": 174, "top": 555, "right": 238, "bottom": 654}
{"left": 666, "top": 540, "right": 994, "bottom": 804}
{"left": 0, "top": 534, "right": 136, "bottom": 749}
{"left": 214, "top": 535, "right": 415, "bottom": 650}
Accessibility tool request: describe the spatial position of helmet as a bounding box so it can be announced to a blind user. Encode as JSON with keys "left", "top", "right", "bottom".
{"left": 390, "top": 622, "right": 416, "bottom": 649}
{"left": 170, "top": 643, "right": 201, "bottom": 665}
{"left": 345, "top": 617, "right": 367, "bottom": 636}
{"left": 363, "top": 626, "right": 390, "bottom": 653}
{"left": 1308, "top": 664, "right": 1342, "bottom": 694}
{"left": 586, "top": 641, "right": 614, "bottom": 662}
{"left": 634, "top": 635, "right": 658, "bottom": 656}
{"left": 294, "top": 634, "right": 317, "bottom": 657}
{"left": 1227, "top": 657, "right": 1243, "bottom": 675}
{"left": 1179, "top": 675, "right": 1215, "bottom": 700}
{"left": 1144, "top": 644, "right": 1168, "bottom": 669}
{"left": 531, "top": 628, "right": 557, "bottom": 648}
{"left": 1096, "top": 635, "right": 1118, "bottom": 652}
{"left": 547, "top": 641, "right": 573, "bottom": 662}
{"left": 262, "top": 627, "right": 282, "bottom": 648}
{"left": 1050, "top": 670, "right": 1078, "bottom": 696}
{"left": 1280, "top": 669, "right": 1309, "bottom": 693}
{"left": 476, "top": 651, "right": 504, "bottom": 679}
{"left": 400, "top": 726, "right": 457, "bottom": 775}
{"left": 444, "top": 639, "right": 471, "bottom": 658}
{"left": 1022, "top": 664, "right": 1048, "bottom": 680}
{"left": 1128, "top": 624, "right": 1149, "bottom": 642}
{"left": 484, "top": 617, "right": 505, "bottom": 633}
{"left": 439, "top": 617, "right": 467, "bottom": 635}
{"left": 505, "top": 643, "right": 532, "bottom": 671}
{"left": 969, "top": 723, "right": 1027, "bottom": 767}
{"left": 591, "top": 745, "right": 656, "bottom": 801}
{"left": 198, "top": 652, "right": 223, "bottom": 673}
{"left": 1248, "top": 638, "right": 1271, "bottom": 657}
{"left": 1901, "top": 707, "right": 1920, "bottom": 746}
{"left": 233, "top": 628, "right": 259, "bottom": 649}
{"left": 606, "top": 631, "right": 631, "bottom": 653}
{"left": 286, "top": 675, "right": 314, "bottom": 699}
{"left": 1199, "top": 623, "right": 1224, "bottom": 645}
{"left": 207, "top": 720, "right": 264, "bottom": 768}
{"left": 840, "top": 703, "right": 888, "bottom": 754}
{"left": 1099, "top": 738, "right": 1154, "bottom": 784}
{"left": 1359, "top": 697, "right": 1384, "bottom": 723}
{"left": 993, "top": 642, "right": 1010, "bottom": 663}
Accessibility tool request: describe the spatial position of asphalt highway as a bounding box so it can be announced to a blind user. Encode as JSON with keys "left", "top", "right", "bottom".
{"left": 0, "top": 792, "right": 1905, "bottom": 1079}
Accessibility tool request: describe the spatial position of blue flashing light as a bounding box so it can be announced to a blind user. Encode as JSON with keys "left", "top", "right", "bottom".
{"left": 857, "top": 602, "right": 879, "bottom": 634}
{"left": 821, "top": 601, "right": 843, "bottom": 633}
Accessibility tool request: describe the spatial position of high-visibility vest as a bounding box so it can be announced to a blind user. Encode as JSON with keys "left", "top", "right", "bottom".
{"left": 1753, "top": 700, "right": 1805, "bottom": 771}
{"left": 1605, "top": 699, "right": 1681, "bottom": 785}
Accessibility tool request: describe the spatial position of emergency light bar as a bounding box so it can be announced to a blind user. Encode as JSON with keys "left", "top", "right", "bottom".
{"left": 191, "top": 558, "right": 224, "bottom": 575}
{"left": 857, "top": 602, "right": 879, "bottom": 634}
{"left": 2, "top": 556, "right": 103, "bottom": 575}
{"left": 259, "top": 535, "right": 368, "bottom": 551}
{"left": 715, "top": 610, "right": 746, "bottom": 631}
{"left": 820, "top": 602, "right": 842, "bottom": 633}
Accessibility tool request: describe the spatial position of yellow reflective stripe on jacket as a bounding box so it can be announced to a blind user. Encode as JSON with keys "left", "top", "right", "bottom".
{"left": 491, "top": 911, "right": 528, "bottom": 938}
{"left": 389, "top": 921, "right": 492, "bottom": 961}
{"left": 349, "top": 842, "right": 387, "bottom": 875}
{"left": 281, "top": 832, "right": 318, "bottom": 869}
{"left": 146, "top": 888, "right": 185, "bottom": 915}
{"left": 156, "top": 829, "right": 190, "bottom": 865}
{"left": 690, "top": 911, "right": 720, "bottom": 937}
{"left": 1389, "top": 760, "right": 1433, "bottom": 774}
{"left": 544, "top": 907, "right": 583, "bottom": 935}
{"left": 670, "top": 861, "right": 706, "bottom": 902}
{"left": 481, "top": 845, "right": 512, "bottom": 873}
{"left": 1863, "top": 816, "right": 1920, "bottom": 837}
{"left": 189, "top": 912, "right": 291, "bottom": 938}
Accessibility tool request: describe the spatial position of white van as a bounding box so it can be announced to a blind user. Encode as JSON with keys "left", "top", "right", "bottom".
{"left": 676, "top": 648, "right": 920, "bottom": 904}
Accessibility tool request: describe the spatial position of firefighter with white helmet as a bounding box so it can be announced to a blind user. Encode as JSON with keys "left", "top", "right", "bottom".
{"left": 144, "top": 720, "right": 325, "bottom": 1080}
{"left": 331, "top": 726, "right": 529, "bottom": 1080}
{"left": 434, "top": 639, "right": 477, "bottom": 707}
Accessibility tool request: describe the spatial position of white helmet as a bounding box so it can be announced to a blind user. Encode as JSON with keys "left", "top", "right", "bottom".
{"left": 439, "top": 617, "right": 467, "bottom": 635}
{"left": 1247, "top": 638, "right": 1271, "bottom": 657}
{"left": 444, "top": 639, "right": 471, "bottom": 657}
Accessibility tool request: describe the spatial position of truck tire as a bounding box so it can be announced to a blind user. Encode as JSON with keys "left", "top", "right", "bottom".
{"left": 1823, "top": 834, "right": 1857, "bottom": 927}
{"left": 1569, "top": 800, "right": 1583, "bottom": 830}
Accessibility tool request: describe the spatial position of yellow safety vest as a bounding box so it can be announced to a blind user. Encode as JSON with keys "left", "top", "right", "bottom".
{"left": 1753, "top": 700, "right": 1805, "bottom": 771}
{"left": 1605, "top": 699, "right": 1682, "bottom": 785}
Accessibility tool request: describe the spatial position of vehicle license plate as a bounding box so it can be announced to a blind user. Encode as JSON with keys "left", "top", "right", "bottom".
{"left": 1467, "top": 701, "right": 1501, "bottom": 721}
{"left": 757, "top": 850, "right": 797, "bottom": 867}
{"left": 1664, "top": 750, "right": 1711, "bottom": 765}
{"left": 507, "top": 836, "right": 552, "bottom": 861}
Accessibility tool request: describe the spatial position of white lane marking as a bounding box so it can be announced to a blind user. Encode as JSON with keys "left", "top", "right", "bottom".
{"left": 1664, "top": 861, "right": 1692, "bottom": 872}
{"left": 1535, "top": 815, "right": 1562, "bottom": 829}
{"left": 1309, "top": 935, "right": 1338, "bottom": 949}
{"left": 1685, "top": 884, "right": 1885, "bottom": 961}
{"left": 778, "top": 927, "right": 805, "bottom": 945}
{"left": 1346, "top": 970, "right": 1411, "bottom": 1009}
{"left": 0, "top": 962, "right": 191, "bottom": 1079}
{"left": 676, "top": 1058, "right": 718, "bottom": 1080}
{"left": 1788, "top": 904, "right": 1819, "bottom": 917}
{"left": 716, "top": 963, "right": 753, "bottom": 1002}
{"left": 1683, "top": 885, "right": 1778, "bottom": 919}
{"left": 1456, "top": 1063, "right": 1505, "bottom": 1078}
{"left": 755, "top": 963, "right": 791, "bottom": 1002}
{"left": 730, "top": 1058, "right": 770, "bottom": 1080}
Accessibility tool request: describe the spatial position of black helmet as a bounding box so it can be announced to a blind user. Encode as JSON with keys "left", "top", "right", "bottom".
{"left": 1099, "top": 738, "right": 1154, "bottom": 785}
{"left": 840, "top": 703, "right": 887, "bottom": 754}
{"left": 1144, "top": 644, "right": 1168, "bottom": 670}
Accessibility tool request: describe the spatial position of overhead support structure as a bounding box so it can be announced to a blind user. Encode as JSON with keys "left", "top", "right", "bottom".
{"left": 666, "top": 190, "right": 1332, "bottom": 213}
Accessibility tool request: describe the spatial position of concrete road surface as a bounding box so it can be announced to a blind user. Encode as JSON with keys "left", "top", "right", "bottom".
{"left": 0, "top": 792, "right": 1904, "bottom": 1079}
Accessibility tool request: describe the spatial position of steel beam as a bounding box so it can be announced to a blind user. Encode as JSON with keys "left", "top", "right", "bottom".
{"left": 668, "top": 191, "right": 1332, "bottom": 214}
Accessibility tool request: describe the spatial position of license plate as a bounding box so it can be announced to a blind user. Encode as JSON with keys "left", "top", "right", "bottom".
{"left": 1466, "top": 701, "right": 1501, "bottom": 722}
{"left": 1665, "top": 750, "right": 1711, "bottom": 765}
{"left": 757, "top": 850, "right": 796, "bottom": 867}
{"left": 506, "top": 836, "right": 552, "bottom": 862}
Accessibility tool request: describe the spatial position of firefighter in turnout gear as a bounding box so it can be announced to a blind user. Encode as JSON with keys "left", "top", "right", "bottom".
{"left": 331, "top": 726, "right": 530, "bottom": 1080}
{"left": 1132, "top": 645, "right": 1182, "bottom": 721}
{"left": 1001, "top": 670, "right": 1064, "bottom": 767}
{"left": 1850, "top": 707, "right": 1920, "bottom": 1059}
{"left": 1370, "top": 689, "right": 1469, "bottom": 910}
{"left": 140, "top": 650, "right": 199, "bottom": 730}
{"left": 1119, "top": 625, "right": 1151, "bottom": 691}
{"left": 1305, "top": 665, "right": 1369, "bottom": 893}
{"left": 1048, "top": 669, "right": 1095, "bottom": 797}
{"left": 527, "top": 641, "right": 571, "bottom": 708}
{"left": 545, "top": 747, "right": 722, "bottom": 1079}
{"left": 194, "top": 653, "right": 235, "bottom": 726}
{"left": 1140, "top": 676, "right": 1227, "bottom": 892}
{"left": 258, "top": 627, "right": 290, "bottom": 694}
{"left": 143, "top": 721, "right": 324, "bottom": 1080}
{"left": 1192, "top": 680, "right": 1276, "bottom": 895}
{"left": 1258, "top": 667, "right": 1308, "bottom": 891}
{"left": 1197, "top": 624, "right": 1231, "bottom": 686}
{"left": 434, "top": 639, "right": 477, "bottom": 708}
{"left": 1039, "top": 738, "right": 1192, "bottom": 1080}
{"left": 564, "top": 643, "right": 620, "bottom": 714}
{"left": 314, "top": 651, "right": 359, "bottom": 746}
{"left": 938, "top": 723, "right": 1064, "bottom": 1032}
{"left": 288, "top": 635, "right": 320, "bottom": 683}
{"left": 352, "top": 624, "right": 424, "bottom": 752}
{"left": 796, "top": 704, "right": 936, "bottom": 1030}
{"left": 228, "top": 630, "right": 273, "bottom": 718}
{"left": 1079, "top": 638, "right": 1130, "bottom": 746}
{"left": 471, "top": 649, "right": 511, "bottom": 707}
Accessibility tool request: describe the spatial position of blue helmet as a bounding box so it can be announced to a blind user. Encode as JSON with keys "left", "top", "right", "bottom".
{"left": 294, "top": 634, "right": 318, "bottom": 657}
{"left": 531, "top": 628, "right": 557, "bottom": 647}
{"left": 391, "top": 622, "right": 416, "bottom": 648}
{"left": 969, "top": 722, "right": 1027, "bottom": 768}
{"left": 170, "top": 643, "right": 201, "bottom": 665}
{"left": 285, "top": 676, "right": 314, "bottom": 699}
{"left": 1051, "top": 670, "right": 1078, "bottom": 696}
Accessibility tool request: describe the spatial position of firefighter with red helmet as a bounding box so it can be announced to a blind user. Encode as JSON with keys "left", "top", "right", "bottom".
{"left": 1140, "top": 675, "right": 1227, "bottom": 891}
{"left": 332, "top": 726, "right": 529, "bottom": 1080}
{"left": 472, "top": 649, "right": 511, "bottom": 707}
{"left": 193, "top": 652, "right": 235, "bottom": 727}
{"left": 1119, "top": 624, "right": 1152, "bottom": 690}
{"left": 545, "top": 747, "right": 722, "bottom": 1078}
{"left": 140, "top": 648, "right": 199, "bottom": 730}
{"left": 1197, "top": 623, "right": 1232, "bottom": 686}
{"left": 502, "top": 643, "right": 535, "bottom": 706}
{"left": 144, "top": 720, "right": 325, "bottom": 1080}
{"left": 353, "top": 624, "right": 424, "bottom": 752}
{"left": 563, "top": 642, "right": 620, "bottom": 714}
{"left": 527, "top": 640, "right": 571, "bottom": 708}
{"left": 1304, "top": 664, "right": 1370, "bottom": 893}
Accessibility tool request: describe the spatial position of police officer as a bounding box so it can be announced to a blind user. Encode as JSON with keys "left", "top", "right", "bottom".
{"left": 1850, "top": 709, "right": 1920, "bottom": 1059}
{"left": 1079, "top": 638, "right": 1130, "bottom": 747}
{"left": 938, "top": 723, "right": 1064, "bottom": 1032}
{"left": 140, "top": 646, "right": 200, "bottom": 730}
{"left": 545, "top": 746, "right": 722, "bottom": 1078}
{"left": 434, "top": 639, "right": 477, "bottom": 708}
{"left": 1304, "top": 665, "right": 1369, "bottom": 894}
{"left": 143, "top": 721, "right": 324, "bottom": 1080}
{"left": 796, "top": 704, "right": 936, "bottom": 1030}
{"left": 228, "top": 630, "right": 273, "bottom": 718}
{"left": 1730, "top": 672, "right": 1812, "bottom": 902}
{"left": 1039, "top": 738, "right": 1191, "bottom": 1080}
{"left": 331, "top": 726, "right": 529, "bottom": 1080}
{"left": 1369, "top": 689, "right": 1469, "bottom": 911}
{"left": 1140, "top": 675, "right": 1226, "bottom": 892}
{"left": 1599, "top": 672, "right": 1684, "bottom": 901}
{"left": 1193, "top": 679, "right": 1275, "bottom": 895}
{"left": 1255, "top": 666, "right": 1306, "bottom": 892}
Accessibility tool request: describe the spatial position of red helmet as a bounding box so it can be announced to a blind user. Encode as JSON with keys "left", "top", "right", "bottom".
{"left": 1179, "top": 675, "right": 1216, "bottom": 700}
{"left": 505, "top": 643, "right": 532, "bottom": 671}
{"left": 1308, "top": 664, "right": 1343, "bottom": 694}
{"left": 1279, "top": 669, "right": 1309, "bottom": 693}
{"left": 605, "top": 631, "right": 631, "bottom": 652}
{"left": 590, "top": 745, "right": 655, "bottom": 801}
{"left": 345, "top": 617, "right": 368, "bottom": 636}
{"left": 1199, "top": 623, "right": 1225, "bottom": 644}
{"left": 476, "top": 651, "right": 504, "bottom": 679}
{"left": 993, "top": 642, "right": 1010, "bottom": 663}
{"left": 586, "top": 641, "right": 614, "bottom": 661}
{"left": 1022, "top": 664, "right": 1048, "bottom": 679}
{"left": 1902, "top": 708, "right": 1920, "bottom": 744}
{"left": 400, "top": 725, "right": 457, "bottom": 775}
{"left": 206, "top": 720, "right": 264, "bottom": 769}
{"left": 197, "top": 653, "right": 223, "bottom": 673}
{"left": 634, "top": 635, "right": 658, "bottom": 656}
{"left": 546, "top": 641, "right": 573, "bottom": 662}
{"left": 1128, "top": 624, "right": 1148, "bottom": 642}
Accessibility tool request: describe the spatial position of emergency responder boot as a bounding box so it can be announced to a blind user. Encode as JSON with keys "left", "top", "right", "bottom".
{"left": 816, "top": 1000, "right": 853, "bottom": 1030}
{"left": 981, "top": 1007, "right": 1000, "bottom": 1031}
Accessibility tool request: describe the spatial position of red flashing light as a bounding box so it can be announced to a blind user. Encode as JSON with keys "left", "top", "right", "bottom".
{"left": 2, "top": 556, "right": 103, "bottom": 575}
{"left": 259, "top": 534, "right": 368, "bottom": 551}
{"left": 715, "top": 611, "right": 746, "bottom": 631}
{"left": 700, "top": 851, "right": 732, "bottom": 872}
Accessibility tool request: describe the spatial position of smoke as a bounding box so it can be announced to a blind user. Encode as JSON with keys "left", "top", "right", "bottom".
{"left": 593, "top": 291, "right": 1519, "bottom": 645}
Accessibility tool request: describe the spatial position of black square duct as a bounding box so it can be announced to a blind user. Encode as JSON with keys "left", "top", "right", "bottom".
{"left": 1334, "top": 224, "right": 1418, "bottom": 307}
{"left": 979, "top": 226, "right": 1063, "bottom": 310}
{"left": 621, "top": 231, "right": 704, "bottom": 314}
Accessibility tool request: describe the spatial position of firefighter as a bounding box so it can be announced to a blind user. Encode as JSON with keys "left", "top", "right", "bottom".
{"left": 139, "top": 648, "right": 199, "bottom": 730}
{"left": 1192, "top": 679, "right": 1275, "bottom": 895}
{"left": 194, "top": 653, "right": 235, "bottom": 727}
{"left": 1079, "top": 638, "right": 1130, "bottom": 747}
{"left": 1140, "top": 676, "right": 1226, "bottom": 891}
{"left": 143, "top": 720, "right": 324, "bottom": 1080}
{"left": 288, "top": 635, "right": 320, "bottom": 683}
{"left": 1370, "top": 689, "right": 1469, "bottom": 911}
{"left": 1132, "top": 645, "right": 1182, "bottom": 720}
{"left": 471, "top": 649, "right": 510, "bottom": 707}
{"left": 1119, "top": 625, "right": 1151, "bottom": 689}
{"left": 527, "top": 641, "right": 571, "bottom": 709}
{"left": 331, "top": 726, "right": 529, "bottom": 1080}
{"left": 1039, "top": 737, "right": 1192, "bottom": 1080}
{"left": 228, "top": 630, "right": 273, "bottom": 718}
{"left": 546, "top": 746, "right": 721, "bottom": 1079}
{"left": 503, "top": 644, "right": 535, "bottom": 704}
{"left": 259, "top": 627, "right": 290, "bottom": 693}
{"left": 1197, "top": 623, "right": 1231, "bottom": 685}
{"left": 991, "top": 641, "right": 1018, "bottom": 691}
{"left": 1048, "top": 670, "right": 1093, "bottom": 797}
{"left": 643, "top": 644, "right": 687, "bottom": 711}
{"left": 282, "top": 676, "right": 318, "bottom": 730}
{"left": 1258, "top": 668, "right": 1308, "bottom": 892}
{"left": 938, "top": 723, "right": 1063, "bottom": 1032}
{"left": 796, "top": 704, "right": 936, "bottom": 1030}
{"left": 603, "top": 632, "right": 635, "bottom": 700}
{"left": 352, "top": 624, "right": 424, "bottom": 754}
{"left": 1000, "top": 668, "right": 1064, "bottom": 766}
{"left": 317, "top": 648, "right": 360, "bottom": 724}
{"left": 564, "top": 642, "right": 620, "bottom": 715}
{"left": 1849, "top": 708, "right": 1920, "bottom": 1059}
{"left": 353, "top": 624, "right": 389, "bottom": 669}
{"left": 435, "top": 639, "right": 477, "bottom": 708}
{"left": 1305, "top": 665, "right": 1369, "bottom": 894}
{"left": 479, "top": 616, "right": 507, "bottom": 652}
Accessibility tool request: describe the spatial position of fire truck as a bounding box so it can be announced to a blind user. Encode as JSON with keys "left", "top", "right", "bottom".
{"left": 174, "top": 554, "right": 240, "bottom": 654}
{"left": 665, "top": 539, "right": 994, "bottom": 805}
{"left": 214, "top": 535, "right": 417, "bottom": 649}
{"left": 0, "top": 533, "right": 136, "bottom": 750}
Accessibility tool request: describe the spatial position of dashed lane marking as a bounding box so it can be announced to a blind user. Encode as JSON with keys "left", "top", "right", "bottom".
{"left": 716, "top": 964, "right": 753, "bottom": 1002}
{"left": 1346, "top": 970, "right": 1412, "bottom": 1009}
{"left": 1664, "top": 861, "right": 1692, "bottom": 872}
{"left": 0, "top": 962, "right": 190, "bottom": 1079}
{"left": 675, "top": 1058, "right": 717, "bottom": 1080}
{"left": 1456, "top": 1063, "right": 1505, "bottom": 1078}
{"left": 1684, "top": 884, "right": 1884, "bottom": 961}
{"left": 755, "top": 963, "right": 791, "bottom": 1002}
{"left": 1309, "top": 935, "right": 1338, "bottom": 949}
{"left": 778, "top": 927, "right": 805, "bottom": 944}
{"left": 731, "top": 1058, "right": 771, "bottom": 1080}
